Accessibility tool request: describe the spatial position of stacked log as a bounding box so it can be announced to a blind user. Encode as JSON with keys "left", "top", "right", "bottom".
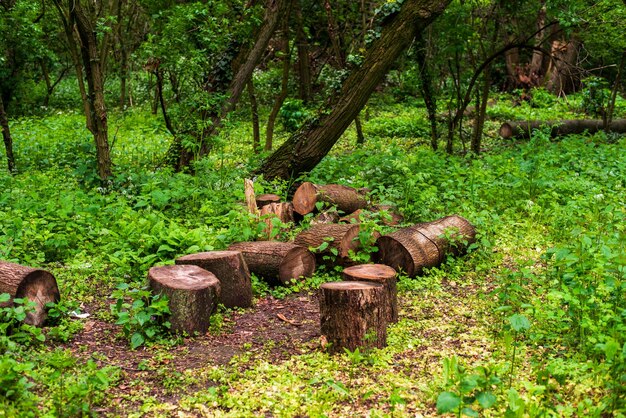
{"left": 259, "top": 202, "right": 294, "bottom": 239}
{"left": 256, "top": 193, "right": 281, "bottom": 208}
{"left": 0, "top": 261, "right": 60, "bottom": 326}
{"left": 292, "top": 182, "right": 368, "bottom": 216}
{"left": 339, "top": 205, "right": 404, "bottom": 226}
{"left": 148, "top": 265, "right": 221, "bottom": 334}
{"left": 342, "top": 264, "right": 398, "bottom": 323}
{"left": 294, "top": 224, "right": 361, "bottom": 265}
{"left": 374, "top": 215, "right": 476, "bottom": 277}
{"left": 319, "top": 281, "right": 387, "bottom": 353}
{"left": 175, "top": 251, "right": 252, "bottom": 309}
{"left": 227, "top": 241, "right": 315, "bottom": 285}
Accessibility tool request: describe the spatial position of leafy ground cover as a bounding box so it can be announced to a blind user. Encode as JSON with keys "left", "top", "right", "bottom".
{"left": 0, "top": 92, "right": 625, "bottom": 416}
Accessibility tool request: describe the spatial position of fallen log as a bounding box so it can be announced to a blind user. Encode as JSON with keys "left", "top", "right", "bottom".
{"left": 311, "top": 210, "right": 340, "bottom": 225}
{"left": 339, "top": 205, "right": 404, "bottom": 226}
{"left": 342, "top": 264, "right": 398, "bottom": 323}
{"left": 175, "top": 251, "right": 252, "bottom": 309}
{"left": 374, "top": 215, "right": 476, "bottom": 277}
{"left": 0, "top": 261, "right": 60, "bottom": 326}
{"left": 148, "top": 265, "right": 221, "bottom": 334}
{"left": 256, "top": 193, "right": 281, "bottom": 208}
{"left": 292, "top": 182, "right": 368, "bottom": 216}
{"left": 499, "top": 119, "right": 626, "bottom": 139}
{"left": 319, "top": 281, "right": 387, "bottom": 353}
{"left": 259, "top": 202, "right": 294, "bottom": 239}
{"left": 227, "top": 241, "right": 315, "bottom": 285}
{"left": 294, "top": 224, "right": 361, "bottom": 265}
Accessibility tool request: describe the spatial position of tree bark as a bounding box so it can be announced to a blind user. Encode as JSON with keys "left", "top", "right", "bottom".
{"left": 227, "top": 241, "right": 315, "bottom": 285}
{"left": 294, "top": 0, "right": 311, "bottom": 103}
{"left": 257, "top": 0, "right": 450, "bottom": 180}
{"left": 374, "top": 215, "right": 476, "bottom": 277}
{"left": 0, "top": 261, "right": 60, "bottom": 326}
{"left": 148, "top": 265, "right": 220, "bottom": 334}
{"left": 294, "top": 224, "right": 363, "bottom": 265}
{"left": 259, "top": 202, "right": 294, "bottom": 239}
{"left": 256, "top": 194, "right": 282, "bottom": 208}
{"left": 319, "top": 281, "right": 387, "bottom": 353}
{"left": 292, "top": 182, "right": 368, "bottom": 216}
{"left": 546, "top": 38, "right": 580, "bottom": 96}
{"left": 175, "top": 251, "right": 252, "bottom": 309}
{"left": 0, "top": 95, "right": 15, "bottom": 173}
{"left": 342, "top": 264, "right": 398, "bottom": 323}
{"left": 499, "top": 119, "right": 626, "bottom": 139}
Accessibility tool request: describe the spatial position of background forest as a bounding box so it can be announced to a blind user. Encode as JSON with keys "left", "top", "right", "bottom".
{"left": 1, "top": 0, "right": 625, "bottom": 416}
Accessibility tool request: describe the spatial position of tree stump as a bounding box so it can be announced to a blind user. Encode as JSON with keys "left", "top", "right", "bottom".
{"left": 227, "top": 241, "right": 316, "bottom": 286}
{"left": 0, "top": 261, "right": 60, "bottom": 326}
{"left": 292, "top": 182, "right": 368, "bottom": 216}
{"left": 175, "top": 251, "right": 252, "bottom": 309}
{"left": 148, "top": 265, "right": 221, "bottom": 334}
{"left": 319, "top": 281, "right": 387, "bottom": 353}
{"left": 374, "top": 215, "right": 476, "bottom": 277}
{"left": 259, "top": 202, "right": 294, "bottom": 239}
{"left": 294, "top": 224, "right": 361, "bottom": 265}
{"left": 342, "top": 264, "right": 398, "bottom": 323}
{"left": 256, "top": 193, "right": 281, "bottom": 208}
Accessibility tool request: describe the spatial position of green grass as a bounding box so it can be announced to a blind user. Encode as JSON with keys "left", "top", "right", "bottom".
{"left": 0, "top": 93, "right": 625, "bottom": 416}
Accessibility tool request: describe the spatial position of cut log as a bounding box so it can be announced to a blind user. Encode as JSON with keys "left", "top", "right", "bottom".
{"left": 339, "top": 206, "right": 404, "bottom": 226}
{"left": 342, "top": 264, "right": 398, "bottom": 323}
{"left": 227, "top": 241, "right": 315, "bottom": 285}
{"left": 374, "top": 215, "right": 476, "bottom": 277}
{"left": 148, "top": 265, "right": 221, "bottom": 334}
{"left": 311, "top": 210, "right": 340, "bottom": 225}
{"left": 244, "top": 178, "right": 259, "bottom": 216}
{"left": 259, "top": 202, "right": 294, "bottom": 239}
{"left": 175, "top": 251, "right": 252, "bottom": 309}
{"left": 256, "top": 193, "right": 281, "bottom": 208}
{"left": 499, "top": 119, "right": 626, "bottom": 139}
{"left": 319, "top": 281, "right": 387, "bottom": 353}
{"left": 292, "top": 182, "right": 368, "bottom": 216}
{"left": 0, "top": 261, "right": 60, "bottom": 326}
{"left": 294, "top": 224, "right": 361, "bottom": 265}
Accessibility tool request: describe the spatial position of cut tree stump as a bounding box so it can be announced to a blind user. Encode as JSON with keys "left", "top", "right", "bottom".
{"left": 259, "top": 202, "right": 294, "bottom": 239}
{"left": 319, "top": 281, "right": 387, "bottom": 353}
{"left": 148, "top": 265, "right": 221, "bottom": 334}
{"left": 292, "top": 182, "right": 368, "bottom": 216}
{"left": 342, "top": 264, "right": 398, "bottom": 323}
{"left": 0, "top": 261, "right": 60, "bottom": 326}
{"left": 256, "top": 193, "right": 281, "bottom": 208}
{"left": 227, "top": 241, "right": 316, "bottom": 285}
{"left": 175, "top": 251, "right": 252, "bottom": 309}
{"left": 499, "top": 119, "right": 626, "bottom": 139}
{"left": 374, "top": 215, "right": 476, "bottom": 277}
{"left": 294, "top": 224, "right": 362, "bottom": 265}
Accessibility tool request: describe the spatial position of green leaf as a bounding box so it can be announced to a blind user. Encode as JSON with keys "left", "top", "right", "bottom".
{"left": 0, "top": 293, "right": 10, "bottom": 303}
{"left": 462, "top": 406, "right": 479, "bottom": 417}
{"left": 476, "top": 391, "right": 497, "bottom": 409}
{"left": 436, "top": 391, "right": 462, "bottom": 413}
{"left": 130, "top": 332, "right": 145, "bottom": 349}
{"left": 508, "top": 314, "right": 531, "bottom": 332}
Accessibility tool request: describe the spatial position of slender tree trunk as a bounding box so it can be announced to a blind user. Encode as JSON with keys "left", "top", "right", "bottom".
{"left": 416, "top": 35, "right": 438, "bottom": 151}
{"left": 0, "top": 95, "right": 15, "bottom": 173}
{"left": 257, "top": 0, "right": 450, "bottom": 180}
{"left": 248, "top": 80, "right": 261, "bottom": 154}
{"left": 294, "top": 0, "right": 311, "bottom": 103}
{"left": 471, "top": 66, "right": 490, "bottom": 154}
{"left": 606, "top": 49, "right": 626, "bottom": 128}
{"left": 529, "top": 1, "right": 546, "bottom": 79}
{"left": 354, "top": 115, "right": 365, "bottom": 145}
{"left": 155, "top": 68, "right": 175, "bottom": 137}
{"left": 265, "top": 18, "right": 292, "bottom": 151}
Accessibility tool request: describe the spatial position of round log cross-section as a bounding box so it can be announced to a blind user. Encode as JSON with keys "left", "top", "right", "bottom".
{"left": 375, "top": 215, "right": 476, "bottom": 277}
{"left": 342, "top": 264, "right": 398, "bottom": 323}
{"left": 0, "top": 261, "right": 60, "bottom": 326}
{"left": 319, "top": 281, "right": 387, "bottom": 353}
{"left": 175, "top": 251, "right": 252, "bottom": 309}
{"left": 256, "top": 193, "right": 281, "bottom": 208}
{"left": 227, "top": 241, "right": 316, "bottom": 286}
{"left": 148, "top": 265, "right": 221, "bottom": 334}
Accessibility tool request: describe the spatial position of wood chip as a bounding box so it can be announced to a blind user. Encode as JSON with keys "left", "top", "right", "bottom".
{"left": 277, "top": 313, "right": 302, "bottom": 327}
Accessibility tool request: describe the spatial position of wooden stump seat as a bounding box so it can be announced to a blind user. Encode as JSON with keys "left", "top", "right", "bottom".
{"left": 342, "top": 264, "right": 398, "bottom": 323}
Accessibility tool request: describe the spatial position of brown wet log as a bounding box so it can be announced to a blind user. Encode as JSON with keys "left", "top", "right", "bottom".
{"left": 340, "top": 205, "right": 404, "bottom": 226}
{"left": 148, "top": 265, "right": 221, "bottom": 334}
{"left": 292, "top": 182, "right": 368, "bottom": 216}
{"left": 256, "top": 193, "right": 281, "bottom": 208}
{"left": 259, "top": 202, "right": 294, "bottom": 239}
{"left": 499, "top": 119, "right": 626, "bottom": 139}
{"left": 0, "top": 261, "right": 60, "bottom": 326}
{"left": 227, "top": 241, "right": 315, "bottom": 285}
{"left": 374, "top": 215, "right": 476, "bottom": 277}
{"left": 319, "top": 281, "right": 387, "bottom": 353}
{"left": 342, "top": 264, "right": 398, "bottom": 323}
{"left": 311, "top": 210, "right": 340, "bottom": 225}
{"left": 175, "top": 251, "right": 252, "bottom": 309}
{"left": 294, "top": 224, "right": 361, "bottom": 265}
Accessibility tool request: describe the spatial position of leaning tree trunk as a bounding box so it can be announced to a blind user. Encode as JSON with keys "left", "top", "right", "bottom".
{"left": 499, "top": 119, "right": 626, "bottom": 140}
{"left": 0, "top": 95, "right": 15, "bottom": 173}
{"left": 257, "top": 0, "right": 451, "bottom": 180}
{"left": 0, "top": 261, "right": 60, "bottom": 326}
